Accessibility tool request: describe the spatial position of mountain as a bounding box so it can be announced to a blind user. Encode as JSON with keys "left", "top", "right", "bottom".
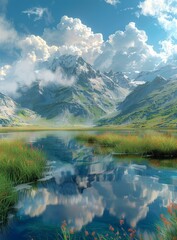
{"left": 104, "top": 71, "right": 134, "bottom": 89}
{"left": 16, "top": 55, "right": 131, "bottom": 124}
{"left": 0, "top": 93, "right": 38, "bottom": 126}
{"left": 101, "top": 76, "right": 177, "bottom": 127}
{"left": 135, "top": 65, "right": 177, "bottom": 82}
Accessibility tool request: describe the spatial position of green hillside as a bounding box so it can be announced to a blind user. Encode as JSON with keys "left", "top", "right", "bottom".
{"left": 103, "top": 77, "right": 177, "bottom": 128}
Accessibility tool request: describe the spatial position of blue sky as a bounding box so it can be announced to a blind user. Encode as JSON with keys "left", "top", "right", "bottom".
{"left": 1, "top": 0, "right": 177, "bottom": 85}
{"left": 3, "top": 0, "right": 166, "bottom": 50}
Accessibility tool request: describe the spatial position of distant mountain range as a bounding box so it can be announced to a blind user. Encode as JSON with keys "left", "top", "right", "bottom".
{"left": 134, "top": 65, "right": 177, "bottom": 82}
{"left": 1, "top": 55, "right": 177, "bottom": 127}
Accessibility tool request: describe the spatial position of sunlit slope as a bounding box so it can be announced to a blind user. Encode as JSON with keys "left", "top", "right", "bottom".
{"left": 102, "top": 77, "right": 177, "bottom": 127}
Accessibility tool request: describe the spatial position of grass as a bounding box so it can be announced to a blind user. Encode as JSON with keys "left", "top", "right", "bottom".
{"left": 0, "top": 126, "right": 134, "bottom": 133}
{"left": 157, "top": 203, "right": 177, "bottom": 240}
{"left": 0, "top": 174, "right": 17, "bottom": 224}
{"left": 0, "top": 140, "right": 46, "bottom": 224}
{"left": 59, "top": 219, "right": 138, "bottom": 240}
{"left": 76, "top": 132, "right": 177, "bottom": 158}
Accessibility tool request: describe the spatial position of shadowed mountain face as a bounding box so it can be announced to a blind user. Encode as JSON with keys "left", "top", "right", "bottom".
{"left": 101, "top": 76, "right": 177, "bottom": 127}
{"left": 0, "top": 93, "right": 37, "bottom": 126}
{"left": 15, "top": 55, "right": 131, "bottom": 124}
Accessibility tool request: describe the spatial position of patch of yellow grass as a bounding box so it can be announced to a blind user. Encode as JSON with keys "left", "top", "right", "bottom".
{"left": 77, "top": 133, "right": 177, "bottom": 158}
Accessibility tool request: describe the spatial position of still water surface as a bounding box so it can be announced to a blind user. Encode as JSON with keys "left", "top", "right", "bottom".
{"left": 0, "top": 131, "right": 177, "bottom": 240}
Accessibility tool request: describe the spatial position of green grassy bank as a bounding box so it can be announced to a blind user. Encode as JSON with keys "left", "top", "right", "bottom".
{"left": 0, "top": 140, "right": 46, "bottom": 224}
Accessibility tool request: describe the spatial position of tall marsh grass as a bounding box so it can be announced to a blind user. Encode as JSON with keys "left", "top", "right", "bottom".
{"left": 0, "top": 141, "right": 46, "bottom": 184}
{"left": 0, "top": 140, "right": 46, "bottom": 224}
{"left": 0, "top": 174, "right": 17, "bottom": 224}
{"left": 77, "top": 133, "right": 177, "bottom": 158}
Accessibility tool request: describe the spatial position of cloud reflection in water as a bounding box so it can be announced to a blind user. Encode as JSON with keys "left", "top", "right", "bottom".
{"left": 17, "top": 159, "right": 177, "bottom": 232}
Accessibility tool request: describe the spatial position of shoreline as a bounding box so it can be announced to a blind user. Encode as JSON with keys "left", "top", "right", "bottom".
{"left": 1, "top": 125, "right": 177, "bottom": 133}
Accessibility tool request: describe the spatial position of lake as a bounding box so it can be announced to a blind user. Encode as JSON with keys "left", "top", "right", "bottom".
{"left": 0, "top": 131, "right": 177, "bottom": 240}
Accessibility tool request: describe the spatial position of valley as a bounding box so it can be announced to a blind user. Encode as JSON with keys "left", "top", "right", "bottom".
{"left": 2, "top": 55, "right": 177, "bottom": 128}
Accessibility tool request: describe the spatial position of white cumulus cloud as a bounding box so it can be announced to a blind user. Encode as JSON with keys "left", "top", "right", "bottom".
{"left": 0, "top": 65, "right": 11, "bottom": 81}
{"left": 139, "top": 0, "right": 177, "bottom": 39}
{"left": 159, "top": 39, "right": 177, "bottom": 64}
{"left": 94, "top": 22, "right": 161, "bottom": 72}
{"left": 19, "top": 35, "right": 58, "bottom": 61}
{"left": 43, "top": 16, "right": 103, "bottom": 64}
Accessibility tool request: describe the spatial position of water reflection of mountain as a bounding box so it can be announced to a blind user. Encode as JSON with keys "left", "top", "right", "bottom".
{"left": 15, "top": 135, "right": 177, "bottom": 238}
{"left": 33, "top": 135, "right": 85, "bottom": 163}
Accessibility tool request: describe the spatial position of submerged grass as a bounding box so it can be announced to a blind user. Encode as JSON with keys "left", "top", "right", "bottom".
{"left": 76, "top": 132, "right": 177, "bottom": 158}
{"left": 0, "top": 140, "right": 46, "bottom": 224}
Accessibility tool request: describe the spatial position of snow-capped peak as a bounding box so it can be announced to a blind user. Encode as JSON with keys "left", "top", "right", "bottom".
{"left": 49, "top": 55, "right": 87, "bottom": 72}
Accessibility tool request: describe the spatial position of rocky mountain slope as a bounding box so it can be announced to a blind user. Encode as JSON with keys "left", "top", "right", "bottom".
{"left": 16, "top": 55, "right": 132, "bottom": 124}
{"left": 102, "top": 76, "right": 177, "bottom": 127}
{"left": 104, "top": 71, "right": 134, "bottom": 89}
{"left": 0, "top": 93, "right": 38, "bottom": 126}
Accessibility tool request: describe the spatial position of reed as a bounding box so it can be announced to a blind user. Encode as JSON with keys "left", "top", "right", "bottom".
{"left": 0, "top": 140, "right": 46, "bottom": 224}
{"left": 76, "top": 132, "right": 177, "bottom": 158}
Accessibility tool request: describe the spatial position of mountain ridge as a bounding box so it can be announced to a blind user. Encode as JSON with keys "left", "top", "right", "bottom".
{"left": 2, "top": 55, "right": 177, "bottom": 127}
{"left": 15, "top": 55, "right": 132, "bottom": 124}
